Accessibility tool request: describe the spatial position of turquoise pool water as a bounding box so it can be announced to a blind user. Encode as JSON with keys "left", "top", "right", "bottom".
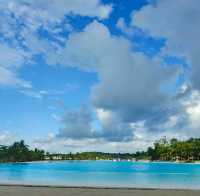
{"left": 0, "top": 161, "right": 200, "bottom": 189}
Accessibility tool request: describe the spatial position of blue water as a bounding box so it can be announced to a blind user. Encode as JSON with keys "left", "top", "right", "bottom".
{"left": 0, "top": 161, "right": 200, "bottom": 189}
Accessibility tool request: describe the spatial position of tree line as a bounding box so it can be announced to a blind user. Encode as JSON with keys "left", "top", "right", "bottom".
{"left": 0, "top": 140, "right": 135, "bottom": 162}
{"left": 46, "top": 152, "right": 134, "bottom": 161}
{"left": 0, "top": 140, "right": 45, "bottom": 162}
{"left": 135, "top": 137, "right": 200, "bottom": 162}
{"left": 1, "top": 138, "right": 200, "bottom": 163}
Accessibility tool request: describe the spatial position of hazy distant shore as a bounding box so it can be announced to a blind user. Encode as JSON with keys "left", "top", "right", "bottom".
{"left": 0, "top": 185, "right": 199, "bottom": 196}
{"left": 1, "top": 159, "right": 200, "bottom": 164}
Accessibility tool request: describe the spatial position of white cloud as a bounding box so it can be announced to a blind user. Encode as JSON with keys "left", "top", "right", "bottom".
{"left": 39, "top": 20, "right": 182, "bottom": 144}
{"left": 142, "top": 90, "right": 200, "bottom": 141}
{"left": 33, "top": 135, "right": 149, "bottom": 153}
{"left": 55, "top": 106, "right": 133, "bottom": 142}
{"left": 116, "top": 17, "right": 135, "bottom": 36}
{"left": 57, "top": 107, "right": 94, "bottom": 139}
{"left": 0, "top": 0, "right": 112, "bottom": 88}
{"left": 96, "top": 108, "right": 113, "bottom": 125}
{"left": 56, "top": 21, "right": 112, "bottom": 70}
{"left": 0, "top": 131, "right": 17, "bottom": 145}
{"left": 0, "top": 44, "right": 28, "bottom": 69}
{"left": 19, "top": 89, "right": 48, "bottom": 99}
{"left": 96, "top": 108, "right": 134, "bottom": 142}
{"left": 133, "top": 0, "right": 200, "bottom": 89}
{"left": 181, "top": 90, "right": 200, "bottom": 134}
{"left": 0, "top": 43, "right": 31, "bottom": 87}
{"left": 34, "top": 89, "right": 200, "bottom": 153}
{"left": 0, "top": 66, "right": 31, "bottom": 88}
{"left": 57, "top": 21, "right": 179, "bottom": 123}
{"left": 18, "top": 0, "right": 113, "bottom": 20}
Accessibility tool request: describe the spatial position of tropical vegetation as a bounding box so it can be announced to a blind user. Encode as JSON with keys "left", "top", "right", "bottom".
{"left": 1, "top": 138, "right": 200, "bottom": 163}
{"left": 0, "top": 140, "right": 45, "bottom": 162}
{"left": 135, "top": 137, "right": 200, "bottom": 162}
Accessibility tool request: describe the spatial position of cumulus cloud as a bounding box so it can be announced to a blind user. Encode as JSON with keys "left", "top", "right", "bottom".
{"left": 49, "top": 14, "right": 200, "bottom": 146}
{"left": 0, "top": 0, "right": 112, "bottom": 88}
{"left": 56, "top": 106, "right": 133, "bottom": 142}
{"left": 180, "top": 90, "right": 200, "bottom": 136}
{"left": 133, "top": 0, "right": 200, "bottom": 89}
{"left": 96, "top": 108, "right": 134, "bottom": 142}
{"left": 134, "top": 89, "right": 200, "bottom": 143}
{"left": 56, "top": 21, "right": 179, "bottom": 123}
{"left": 34, "top": 88, "right": 200, "bottom": 152}
{"left": 35, "top": 20, "right": 182, "bottom": 144}
{"left": 57, "top": 107, "right": 94, "bottom": 139}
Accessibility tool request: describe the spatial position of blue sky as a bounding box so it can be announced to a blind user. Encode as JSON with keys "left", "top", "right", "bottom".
{"left": 0, "top": 0, "right": 200, "bottom": 153}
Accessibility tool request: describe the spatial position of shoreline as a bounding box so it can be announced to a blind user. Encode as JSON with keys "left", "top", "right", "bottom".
{"left": 0, "top": 182, "right": 200, "bottom": 191}
{"left": 1, "top": 159, "right": 200, "bottom": 165}
{"left": 0, "top": 185, "right": 200, "bottom": 196}
{"left": 0, "top": 183, "right": 200, "bottom": 193}
{"left": 0, "top": 183, "right": 199, "bottom": 190}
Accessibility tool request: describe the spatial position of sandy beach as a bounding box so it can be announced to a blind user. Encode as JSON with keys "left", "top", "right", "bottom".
{"left": 0, "top": 185, "right": 199, "bottom": 196}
